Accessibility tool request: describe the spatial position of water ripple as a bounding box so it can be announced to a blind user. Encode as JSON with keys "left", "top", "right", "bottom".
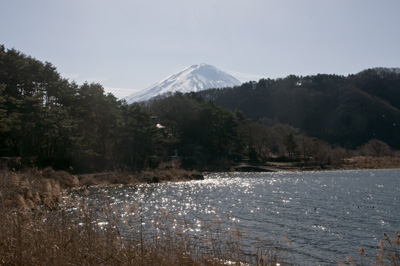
{"left": 68, "top": 169, "right": 400, "bottom": 266}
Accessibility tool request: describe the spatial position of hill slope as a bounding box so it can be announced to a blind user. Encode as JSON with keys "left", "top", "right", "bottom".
{"left": 198, "top": 68, "right": 400, "bottom": 149}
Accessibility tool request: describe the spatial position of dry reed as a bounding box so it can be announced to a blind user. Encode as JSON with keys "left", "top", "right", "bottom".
{"left": 0, "top": 170, "right": 296, "bottom": 266}
{"left": 338, "top": 230, "right": 400, "bottom": 266}
{"left": 2, "top": 168, "right": 398, "bottom": 265}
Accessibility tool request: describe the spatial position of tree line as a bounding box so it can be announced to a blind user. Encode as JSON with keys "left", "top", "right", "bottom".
{"left": 0, "top": 46, "right": 160, "bottom": 172}
{"left": 1, "top": 46, "right": 396, "bottom": 173}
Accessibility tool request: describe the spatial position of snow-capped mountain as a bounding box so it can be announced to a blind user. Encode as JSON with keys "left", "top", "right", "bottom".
{"left": 122, "top": 64, "right": 242, "bottom": 104}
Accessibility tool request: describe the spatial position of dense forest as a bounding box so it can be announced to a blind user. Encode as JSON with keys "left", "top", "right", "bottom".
{"left": 198, "top": 69, "right": 400, "bottom": 149}
{"left": 0, "top": 46, "right": 162, "bottom": 172}
{"left": 0, "top": 46, "right": 398, "bottom": 173}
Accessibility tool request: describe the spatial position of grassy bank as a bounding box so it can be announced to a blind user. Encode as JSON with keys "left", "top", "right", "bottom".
{"left": 0, "top": 163, "right": 203, "bottom": 211}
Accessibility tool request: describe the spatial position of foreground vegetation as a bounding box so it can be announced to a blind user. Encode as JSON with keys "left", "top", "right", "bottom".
{"left": 339, "top": 231, "right": 400, "bottom": 266}
{"left": 0, "top": 199, "right": 295, "bottom": 265}
{"left": 0, "top": 168, "right": 296, "bottom": 265}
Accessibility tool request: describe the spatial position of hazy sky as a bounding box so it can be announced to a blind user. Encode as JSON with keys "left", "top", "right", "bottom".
{"left": 2, "top": 0, "right": 399, "bottom": 98}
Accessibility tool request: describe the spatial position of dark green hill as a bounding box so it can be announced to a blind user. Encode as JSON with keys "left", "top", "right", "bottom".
{"left": 199, "top": 69, "right": 400, "bottom": 149}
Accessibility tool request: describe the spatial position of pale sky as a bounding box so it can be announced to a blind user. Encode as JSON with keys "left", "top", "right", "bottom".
{"left": 1, "top": 0, "right": 399, "bottom": 98}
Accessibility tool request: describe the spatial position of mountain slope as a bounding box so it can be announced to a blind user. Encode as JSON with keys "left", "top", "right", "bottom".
{"left": 123, "top": 64, "right": 241, "bottom": 103}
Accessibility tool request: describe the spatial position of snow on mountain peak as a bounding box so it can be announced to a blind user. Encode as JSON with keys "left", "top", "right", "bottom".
{"left": 122, "top": 64, "right": 241, "bottom": 104}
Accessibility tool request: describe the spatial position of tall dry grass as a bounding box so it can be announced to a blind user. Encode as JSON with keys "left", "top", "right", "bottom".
{"left": 2, "top": 168, "right": 398, "bottom": 265}
{"left": 0, "top": 165, "right": 201, "bottom": 209}
{"left": 0, "top": 169, "right": 66, "bottom": 211}
{"left": 0, "top": 172, "right": 295, "bottom": 266}
{"left": 338, "top": 231, "right": 400, "bottom": 266}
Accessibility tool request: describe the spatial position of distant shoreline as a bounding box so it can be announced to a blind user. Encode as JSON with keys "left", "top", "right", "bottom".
{"left": 234, "top": 156, "right": 400, "bottom": 173}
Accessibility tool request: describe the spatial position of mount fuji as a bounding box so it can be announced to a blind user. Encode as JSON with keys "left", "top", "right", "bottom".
{"left": 122, "top": 64, "right": 242, "bottom": 104}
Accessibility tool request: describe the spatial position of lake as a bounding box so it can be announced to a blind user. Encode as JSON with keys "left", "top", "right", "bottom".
{"left": 74, "top": 169, "right": 399, "bottom": 265}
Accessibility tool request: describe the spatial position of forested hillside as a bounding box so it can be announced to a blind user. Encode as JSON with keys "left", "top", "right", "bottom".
{"left": 1, "top": 46, "right": 398, "bottom": 173}
{"left": 1, "top": 46, "right": 293, "bottom": 172}
{"left": 199, "top": 70, "right": 400, "bottom": 149}
{"left": 0, "top": 46, "right": 160, "bottom": 172}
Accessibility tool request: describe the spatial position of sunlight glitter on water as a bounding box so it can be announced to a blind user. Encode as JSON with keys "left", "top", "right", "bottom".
{"left": 66, "top": 169, "right": 400, "bottom": 266}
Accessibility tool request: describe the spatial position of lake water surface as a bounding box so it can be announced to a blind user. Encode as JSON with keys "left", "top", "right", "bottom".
{"left": 77, "top": 169, "right": 399, "bottom": 265}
